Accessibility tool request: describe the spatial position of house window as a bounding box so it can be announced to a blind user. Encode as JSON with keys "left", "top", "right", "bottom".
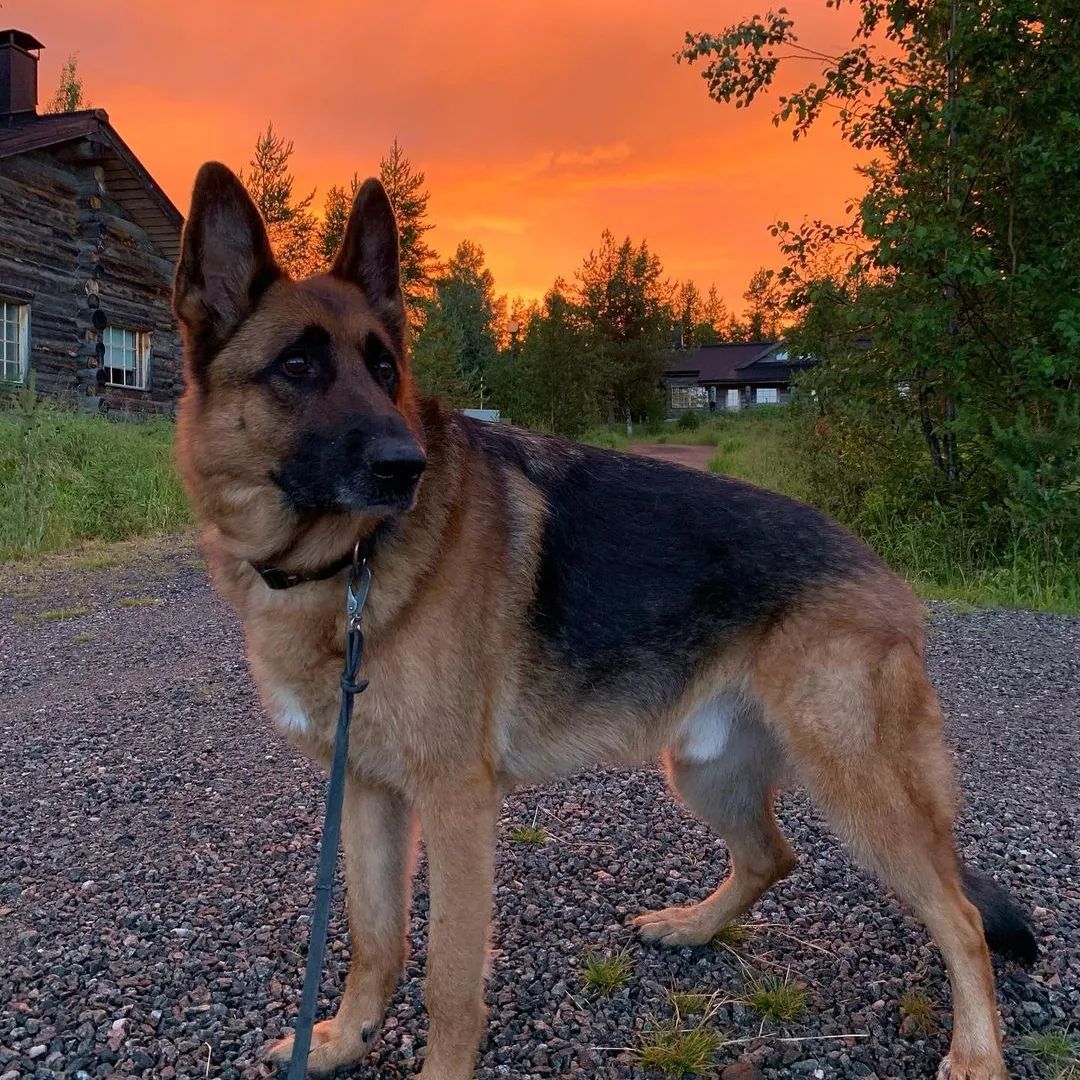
{"left": 670, "top": 385, "right": 708, "bottom": 410}
{"left": 0, "top": 299, "right": 30, "bottom": 384}
{"left": 755, "top": 387, "right": 779, "bottom": 405}
{"left": 103, "top": 326, "right": 151, "bottom": 389}
{"left": 726, "top": 388, "right": 740, "bottom": 410}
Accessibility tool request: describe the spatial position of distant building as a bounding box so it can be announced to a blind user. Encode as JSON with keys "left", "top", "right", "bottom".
{"left": 0, "top": 29, "right": 183, "bottom": 415}
{"left": 663, "top": 340, "right": 813, "bottom": 417}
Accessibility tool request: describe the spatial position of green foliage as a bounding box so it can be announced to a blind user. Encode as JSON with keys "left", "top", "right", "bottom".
{"left": 0, "top": 404, "right": 190, "bottom": 561}
{"left": 636, "top": 1019, "right": 720, "bottom": 1078}
{"left": 507, "top": 824, "right": 547, "bottom": 845}
{"left": 1023, "top": 1029, "right": 1079, "bottom": 1080}
{"left": 580, "top": 948, "right": 634, "bottom": 995}
{"left": 499, "top": 288, "right": 602, "bottom": 435}
{"left": 45, "top": 54, "right": 88, "bottom": 114}
{"left": 573, "top": 230, "right": 672, "bottom": 426}
{"left": 679, "top": 0, "right": 1080, "bottom": 589}
{"left": 241, "top": 123, "right": 319, "bottom": 277}
{"left": 412, "top": 240, "right": 502, "bottom": 406}
{"left": 710, "top": 921, "right": 751, "bottom": 950}
{"left": 744, "top": 976, "right": 807, "bottom": 1024}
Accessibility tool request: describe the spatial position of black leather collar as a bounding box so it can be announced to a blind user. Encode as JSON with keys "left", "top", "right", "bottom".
{"left": 252, "top": 527, "right": 383, "bottom": 591}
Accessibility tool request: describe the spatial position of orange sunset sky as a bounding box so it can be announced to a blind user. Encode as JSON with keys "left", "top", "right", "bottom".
{"left": 19, "top": 1, "right": 863, "bottom": 310}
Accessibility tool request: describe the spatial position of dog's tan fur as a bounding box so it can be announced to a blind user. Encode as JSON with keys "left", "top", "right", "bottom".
{"left": 172, "top": 163, "right": 1021, "bottom": 1080}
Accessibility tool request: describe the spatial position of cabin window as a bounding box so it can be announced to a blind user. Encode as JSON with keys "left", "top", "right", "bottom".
{"left": 0, "top": 299, "right": 30, "bottom": 384}
{"left": 755, "top": 387, "right": 779, "bottom": 405}
{"left": 103, "top": 326, "right": 151, "bottom": 389}
{"left": 670, "top": 385, "right": 707, "bottom": 410}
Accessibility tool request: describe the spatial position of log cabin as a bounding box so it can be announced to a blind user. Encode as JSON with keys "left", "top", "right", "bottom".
{"left": 0, "top": 29, "right": 183, "bottom": 416}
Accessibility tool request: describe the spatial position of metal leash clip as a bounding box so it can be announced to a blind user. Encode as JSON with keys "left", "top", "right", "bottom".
{"left": 347, "top": 539, "right": 373, "bottom": 631}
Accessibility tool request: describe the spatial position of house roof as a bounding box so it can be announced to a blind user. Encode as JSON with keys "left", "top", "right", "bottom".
{"left": 666, "top": 341, "right": 812, "bottom": 386}
{"left": 0, "top": 108, "right": 183, "bottom": 261}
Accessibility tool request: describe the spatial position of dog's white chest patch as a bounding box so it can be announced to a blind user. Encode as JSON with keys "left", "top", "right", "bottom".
{"left": 676, "top": 691, "right": 741, "bottom": 763}
{"left": 268, "top": 685, "right": 311, "bottom": 735}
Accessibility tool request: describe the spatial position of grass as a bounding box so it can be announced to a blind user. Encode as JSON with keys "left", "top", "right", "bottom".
{"left": 507, "top": 824, "right": 548, "bottom": 845}
{"left": 71, "top": 632, "right": 97, "bottom": 644}
{"left": 1023, "top": 1030, "right": 1079, "bottom": 1079}
{"left": 36, "top": 606, "right": 92, "bottom": 621}
{"left": 0, "top": 400, "right": 190, "bottom": 562}
{"left": 636, "top": 1019, "right": 720, "bottom": 1078}
{"left": 117, "top": 595, "right": 160, "bottom": 608}
{"left": 580, "top": 948, "right": 633, "bottom": 995}
{"left": 71, "top": 550, "right": 120, "bottom": 570}
{"left": 668, "top": 989, "right": 714, "bottom": 1017}
{"left": 899, "top": 989, "right": 937, "bottom": 1035}
{"left": 711, "top": 921, "right": 751, "bottom": 950}
{"left": 743, "top": 975, "right": 807, "bottom": 1024}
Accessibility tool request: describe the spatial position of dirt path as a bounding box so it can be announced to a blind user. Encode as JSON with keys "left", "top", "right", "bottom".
{"left": 629, "top": 442, "right": 715, "bottom": 471}
{"left": 0, "top": 538, "right": 1076, "bottom": 1078}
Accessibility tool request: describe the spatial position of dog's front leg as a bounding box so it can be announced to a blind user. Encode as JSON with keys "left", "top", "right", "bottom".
{"left": 417, "top": 777, "right": 501, "bottom": 1080}
{"left": 265, "top": 776, "right": 416, "bottom": 1074}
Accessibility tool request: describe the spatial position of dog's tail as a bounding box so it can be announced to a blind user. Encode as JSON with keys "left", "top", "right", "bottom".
{"left": 961, "top": 864, "right": 1038, "bottom": 964}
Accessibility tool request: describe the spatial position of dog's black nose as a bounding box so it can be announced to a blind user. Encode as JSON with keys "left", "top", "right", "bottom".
{"left": 367, "top": 438, "right": 426, "bottom": 489}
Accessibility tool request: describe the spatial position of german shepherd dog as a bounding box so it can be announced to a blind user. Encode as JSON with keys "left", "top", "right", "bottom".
{"left": 173, "top": 163, "right": 1036, "bottom": 1080}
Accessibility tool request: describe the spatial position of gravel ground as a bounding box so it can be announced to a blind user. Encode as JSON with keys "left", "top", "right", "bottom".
{"left": 0, "top": 536, "right": 1076, "bottom": 1080}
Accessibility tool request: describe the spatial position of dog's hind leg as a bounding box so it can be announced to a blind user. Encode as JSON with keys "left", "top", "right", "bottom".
{"left": 755, "top": 589, "right": 1019, "bottom": 1080}
{"left": 264, "top": 777, "right": 416, "bottom": 1075}
{"left": 634, "top": 707, "right": 795, "bottom": 947}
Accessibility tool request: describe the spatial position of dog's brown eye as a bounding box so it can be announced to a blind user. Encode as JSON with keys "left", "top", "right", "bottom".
{"left": 281, "top": 353, "right": 312, "bottom": 377}
{"left": 373, "top": 359, "right": 394, "bottom": 382}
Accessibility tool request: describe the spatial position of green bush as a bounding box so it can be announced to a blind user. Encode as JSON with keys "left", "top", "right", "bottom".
{"left": 0, "top": 394, "right": 191, "bottom": 560}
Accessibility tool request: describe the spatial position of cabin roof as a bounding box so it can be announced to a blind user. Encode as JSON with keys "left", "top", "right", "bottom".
{"left": 0, "top": 108, "right": 183, "bottom": 261}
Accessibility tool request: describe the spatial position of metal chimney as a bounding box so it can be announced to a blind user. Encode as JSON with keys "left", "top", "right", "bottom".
{"left": 0, "top": 29, "right": 44, "bottom": 119}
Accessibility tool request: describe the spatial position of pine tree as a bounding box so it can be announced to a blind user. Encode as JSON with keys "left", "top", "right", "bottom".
{"left": 379, "top": 139, "right": 438, "bottom": 311}
{"left": 319, "top": 175, "right": 361, "bottom": 268}
{"left": 241, "top": 124, "right": 319, "bottom": 278}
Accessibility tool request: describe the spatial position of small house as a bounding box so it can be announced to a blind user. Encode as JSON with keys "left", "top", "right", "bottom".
{"left": 664, "top": 340, "right": 813, "bottom": 417}
{"left": 0, "top": 29, "right": 183, "bottom": 415}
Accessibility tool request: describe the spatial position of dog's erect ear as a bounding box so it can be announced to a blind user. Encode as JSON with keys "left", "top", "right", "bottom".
{"left": 331, "top": 178, "right": 405, "bottom": 341}
{"left": 173, "top": 162, "right": 281, "bottom": 367}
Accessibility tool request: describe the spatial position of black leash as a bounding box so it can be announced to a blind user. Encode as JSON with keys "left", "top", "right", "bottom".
{"left": 285, "top": 545, "right": 372, "bottom": 1080}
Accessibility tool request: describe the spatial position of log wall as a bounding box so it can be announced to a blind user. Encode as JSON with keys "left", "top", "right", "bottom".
{"left": 0, "top": 148, "right": 182, "bottom": 416}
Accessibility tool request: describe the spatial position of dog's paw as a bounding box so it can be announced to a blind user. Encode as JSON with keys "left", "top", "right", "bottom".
{"left": 262, "top": 1016, "right": 378, "bottom": 1075}
{"left": 935, "top": 1054, "right": 1008, "bottom": 1080}
{"left": 631, "top": 905, "right": 717, "bottom": 947}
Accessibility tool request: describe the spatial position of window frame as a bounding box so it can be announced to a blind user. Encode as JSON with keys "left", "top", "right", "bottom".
{"left": 755, "top": 386, "right": 779, "bottom": 405}
{"left": 670, "top": 385, "right": 708, "bottom": 411}
{"left": 102, "top": 325, "right": 152, "bottom": 390}
{"left": 0, "top": 298, "right": 31, "bottom": 385}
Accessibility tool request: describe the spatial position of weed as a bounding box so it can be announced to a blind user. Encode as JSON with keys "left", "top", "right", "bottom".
{"left": 711, "top": 922, "right": 751, "bottom": 950}
{"left": 899, "top": 989, "right": 937, "bottom": 1035}
{"left": 37, "top": 606, "right": 92, "bottom": 621}
{"left": 1023, "top": 1029, "right": 1079, "bottom": 1079}
{"left": 72, "top": 632, "right": 97, "bottom": 644}
{"left": 508, "top": 824, "right": 548, "bottom": 845}
{"left": 744, "top": 975, "right": 807, "bottom": 1024}
{"left": 637, "top": 1019, "right": 720, "bottom": 1078}
{"left": 580, "top": 948, "right": 633, "bottom": 995}
{"left": 117, "top": 596, "right": 160, "bottom": 608}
